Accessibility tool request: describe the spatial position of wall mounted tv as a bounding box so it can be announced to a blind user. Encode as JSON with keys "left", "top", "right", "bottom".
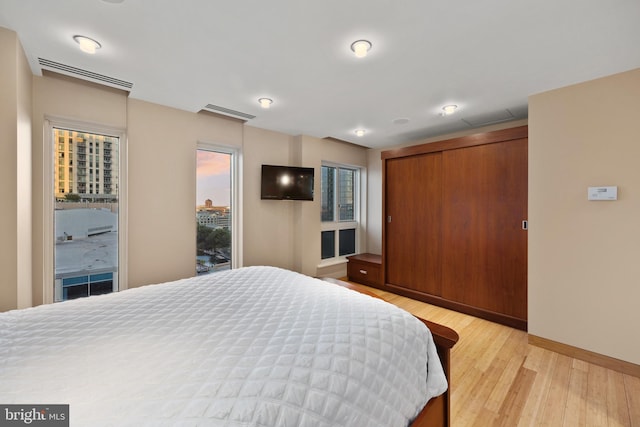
{"left": 261, "top": 164, "right": 315, "bottom": 201}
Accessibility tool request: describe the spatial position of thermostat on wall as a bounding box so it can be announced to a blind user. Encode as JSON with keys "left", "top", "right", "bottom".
{"left": 587, "top": 186, "right": 618, "bottom": 201}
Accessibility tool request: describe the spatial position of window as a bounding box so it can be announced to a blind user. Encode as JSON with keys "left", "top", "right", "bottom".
{"left": 47, "top": 122, "right": 127, "bottom": 304}
{"left": 320, "top": 164, "right": 359, "bottom": 261}
{"left": 59, "top": 272, "right": 114, "bottom": 300}
{"left": 196, "top": 144, "right": 242, "bottom": 274}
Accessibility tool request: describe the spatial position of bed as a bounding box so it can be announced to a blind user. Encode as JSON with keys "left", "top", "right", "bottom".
{"left": 0, "top": 266, "right": 457, "bottom": 426}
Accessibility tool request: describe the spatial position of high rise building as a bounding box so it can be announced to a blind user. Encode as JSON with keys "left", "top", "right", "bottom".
{"left": 54, "top": 129, "right": 119, "bottom": 202}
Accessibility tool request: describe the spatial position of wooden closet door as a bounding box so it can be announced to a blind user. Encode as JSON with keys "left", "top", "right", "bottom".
{"left": 441, "top": 138, "right": 528, "bottom": 320}
{"left": 385, "top": 153, "right": 442, "bottom": 295}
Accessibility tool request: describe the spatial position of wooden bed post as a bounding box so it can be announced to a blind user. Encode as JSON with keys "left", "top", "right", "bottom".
{"left": 410, "top": 318, "right": 458, "bottom": 427}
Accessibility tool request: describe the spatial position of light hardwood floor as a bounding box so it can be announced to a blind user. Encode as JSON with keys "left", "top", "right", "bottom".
{"left": 344, "top": 282, "right": 640, "bottom": 427}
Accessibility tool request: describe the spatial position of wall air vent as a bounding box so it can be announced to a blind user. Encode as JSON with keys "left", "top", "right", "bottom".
{"left": 38, "top": 58, "right": 133, "bottom": 91}
{"left": 203, "top": 104, "right": 255, "bottom": 120}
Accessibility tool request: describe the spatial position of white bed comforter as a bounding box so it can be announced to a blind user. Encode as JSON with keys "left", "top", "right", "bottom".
{"left": 0, "top": 266, "right": 447, "bottom": 427}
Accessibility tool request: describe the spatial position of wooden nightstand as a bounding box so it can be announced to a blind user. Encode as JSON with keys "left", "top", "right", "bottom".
{"left": 346, "top": 253, "right": 382, "bottom": 288}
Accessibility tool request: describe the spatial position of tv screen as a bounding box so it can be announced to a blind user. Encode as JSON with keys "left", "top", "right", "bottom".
{"left": 261, "top": 165, "right": 314, "bottom": 201}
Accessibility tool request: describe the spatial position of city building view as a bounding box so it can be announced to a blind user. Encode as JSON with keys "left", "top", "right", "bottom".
{"left": 53, "top": 129, "right": 120, "bottom": 301}
{"left": 196, "top": 199, "right": 231, "bottom": 274}
{"left": 54, "top": 139, "right": 230, "bottom": 296}
{"left": 196, "top": 150, "right": 232, "bottom": 274}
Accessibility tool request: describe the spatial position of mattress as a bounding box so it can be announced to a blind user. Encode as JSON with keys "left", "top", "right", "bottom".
{"left": 0, "top": 266, "right": 447, "bottom": 426}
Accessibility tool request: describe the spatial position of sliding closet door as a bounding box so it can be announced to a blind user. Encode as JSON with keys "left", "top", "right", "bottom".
{"left": 441, "top": 138, "right": 528, "bottom": 320}
{"left": 385, "top": 153, "right": 442, "bottom": 295}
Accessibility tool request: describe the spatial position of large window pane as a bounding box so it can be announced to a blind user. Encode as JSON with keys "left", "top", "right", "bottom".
{"left": 54, "top": 129, "right": 119, "bottom": 302}
{"left": 320, "top": 163, "right": 359, "bottom": 262}
{"left": 321, "top": 166, "right": 335, "bottom": 222}
{"left": 338, "top": 168, "right": 355, "bottom": 221}
{"left": 196, "top": 149, "right": 232, "bottom": 274}
{"left": 321, "top": 231, "right": 335, "bottom": 259}
{"left": 339, "top": 228, "right": 356, "bottom": 256}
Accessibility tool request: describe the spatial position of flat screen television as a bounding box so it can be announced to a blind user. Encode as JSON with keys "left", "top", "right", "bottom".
{"left": 261, "top": 165, "right": 314, "bottom": 201}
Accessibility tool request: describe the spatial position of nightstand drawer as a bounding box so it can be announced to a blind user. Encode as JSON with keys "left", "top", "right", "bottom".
{"left": 347, "top": 254, "right": 382, "bottom": 287}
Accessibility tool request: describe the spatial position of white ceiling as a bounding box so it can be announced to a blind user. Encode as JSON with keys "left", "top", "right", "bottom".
{"left": 1, "top": 0, "right": 639, "bottom": 149}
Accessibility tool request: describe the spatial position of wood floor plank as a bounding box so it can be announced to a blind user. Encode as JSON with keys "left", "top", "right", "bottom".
{"left": 484, "top": 330, "right": 528, "bottom": 413}
{"left": 517, "top": 346, "right": 557, "bottom": 427}
{"left": 473, "top": 324, "right": 515, "bottom": 373}
{"left": 563, "top": 360, "right": 589, "bottom": 426}
{"left": 607, "top": 370, "right": 631, "bottom": 427}
{"left": 625, "top": 374, "right": 640, "bottom": 427}
{"left": 461, "top": 359, "right": 510, "bottom": 425}
{"left": 586, "top": 364, "right": 610, "bottom": 427}
{"left": 573, "top": 358, "right": 590, "bottom": 373}
{"left": 451, "top": 367, "right": 491, "bottom": 425}
{"left": 497, "top": 365, "right": 537, "bottom": 426}
{"left": 472, "top": 408, "right": 499, "bottom": 427}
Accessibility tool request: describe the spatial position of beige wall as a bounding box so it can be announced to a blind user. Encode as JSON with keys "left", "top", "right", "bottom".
{"left": 365, "top": 119, "right": 528, "bottom": 254}
{"left": 529, "top": 68, "right": 640, "bottom": 364}
{"left": 16, "top": 28, "right": 32, "bottom": 310}
{"left": 0, "top": 28, "right": 32, "bottom": 311}
{"left": 242, "top": 131, "right": 369, "bottom": 277}
{"left": 242, "top": 126, "right": 296, "bottom": 269}
{"left": 0, "top": 28, "right": 17, "bottom": 311}
{"left": 127, "top": 100, "right": 243, "bottom": 287}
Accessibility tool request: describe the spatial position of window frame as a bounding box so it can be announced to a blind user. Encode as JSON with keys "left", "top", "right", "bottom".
{"left": 319, "top": 162, "right": 360, "bottom": 265}
{"left": 196, "top": 141, "right": 243, "bottom": 271}
{"left": 43, "top": 117, "right": 128, "bottom": 305}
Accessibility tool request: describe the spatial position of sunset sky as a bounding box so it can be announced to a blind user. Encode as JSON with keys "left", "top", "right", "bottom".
{"left": 197, "top": 150, "right": 231, "bottom": 207}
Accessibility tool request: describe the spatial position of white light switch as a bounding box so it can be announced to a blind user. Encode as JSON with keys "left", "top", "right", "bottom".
{"left": 588, "top": 186, "right": 618, "bottom": 201}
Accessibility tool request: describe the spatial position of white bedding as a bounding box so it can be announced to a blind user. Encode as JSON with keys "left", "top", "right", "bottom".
{"left": 0, "top": 266, "right": 447, "bottom": 426}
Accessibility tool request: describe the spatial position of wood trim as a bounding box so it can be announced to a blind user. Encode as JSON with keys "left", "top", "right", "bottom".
{"left": 414, "top": 316, "right": 457, "bottom": 427}
{"left": 381, "top": 125, "right": 528, "bottom": 160}
{"left": 528, "top": 334, "right": 640, "bottom": 378}
{"left": 385, "top": 283, "right": 528, "bottom": 331}
{"left": 346, "top": 253, "right": 381, "bottom": 264}
{"left": 421, "top": 318, "right": 459, "bottom": 350}
{"left": 410, "top": 393, "right": 445, "bottom": 427}
{"left": 381, "top": 154, "right": 388, "bottom": 297}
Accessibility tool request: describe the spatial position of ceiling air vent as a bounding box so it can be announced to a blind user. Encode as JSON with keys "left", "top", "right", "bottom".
{"left": 461, "top": 109, "right": 515, "bottom": 127}
{"left": 38, "top": 58, "right": 133, "bottom": 91}
{"left": 203, "top": 104, "right": 255, "bottom": 120}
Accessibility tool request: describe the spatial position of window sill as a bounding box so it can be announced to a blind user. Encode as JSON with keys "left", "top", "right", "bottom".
{"left": 317, "top": 258, "right": 349, "bottom": 269}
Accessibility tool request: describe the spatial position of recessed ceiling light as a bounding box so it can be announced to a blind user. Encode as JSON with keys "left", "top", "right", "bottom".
{"left": 350, "top": 40, "right": 372, "bottom": 58}
{"left": 355, "top": 129, "right": 366, "bottom": 137}
{"left": 73, "top": 35, "right": 101, "bottom": 54}
{"left": 258, "top": 98, "right": 273, "bottom": 109}
{"left": 441, "top": 105, "right": 458, "bottom": 115}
